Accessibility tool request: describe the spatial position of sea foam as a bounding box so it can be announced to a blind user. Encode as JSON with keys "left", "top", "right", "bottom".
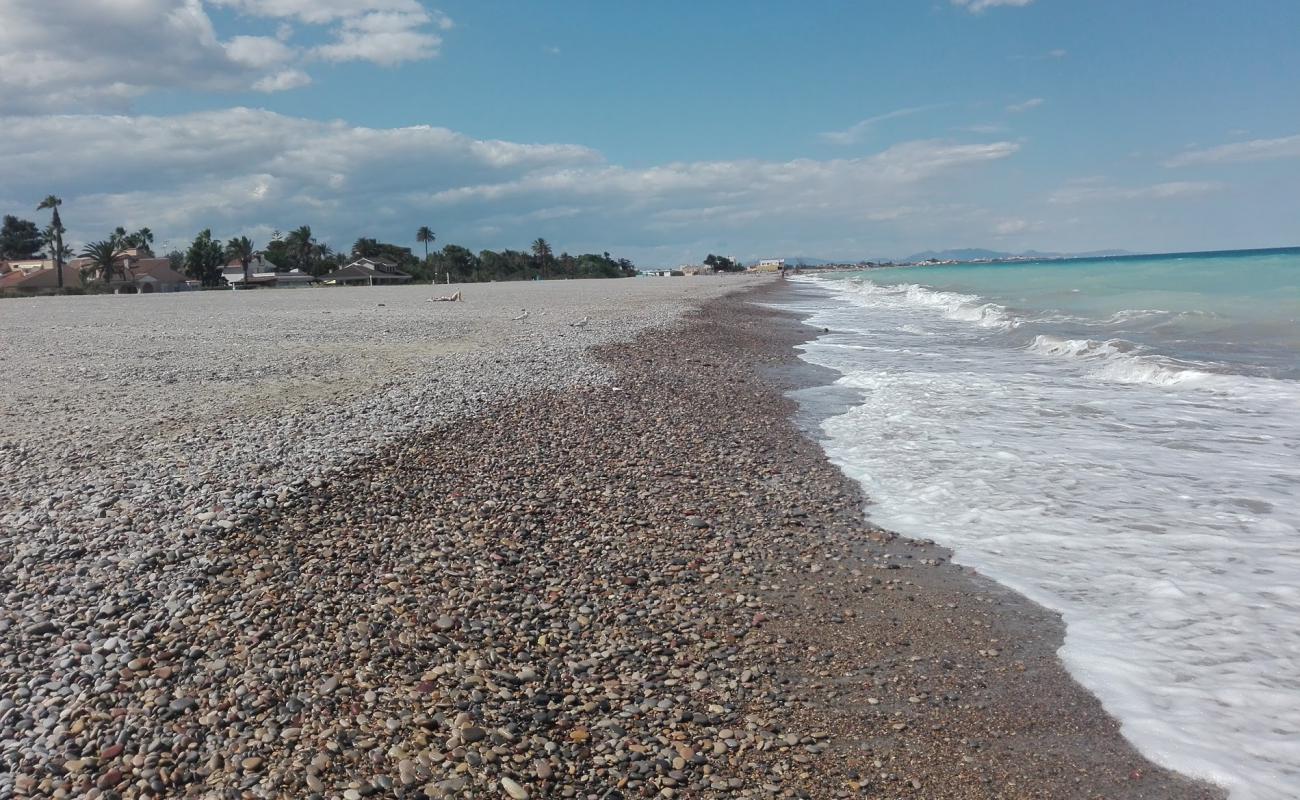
{"left": 786, "top": 271, "right": 1300, "bottom": 800}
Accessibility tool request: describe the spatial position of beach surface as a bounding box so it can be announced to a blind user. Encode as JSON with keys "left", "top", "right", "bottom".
{"left": 0, "top": 279, "right": 1221, "bottom": 798}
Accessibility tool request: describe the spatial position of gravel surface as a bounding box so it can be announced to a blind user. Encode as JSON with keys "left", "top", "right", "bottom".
{"left": 0, "top": 278, "right": 752, "bottom": 798}
{"left": 0, "top": 278, "right": 1222, "bottom": 799}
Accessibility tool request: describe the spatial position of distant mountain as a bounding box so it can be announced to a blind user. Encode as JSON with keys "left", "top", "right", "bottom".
{"left": 901, "top": 248, "right": 1133, "bottom": 263}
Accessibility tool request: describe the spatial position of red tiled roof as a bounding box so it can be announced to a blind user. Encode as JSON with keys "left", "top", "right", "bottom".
{"left": 0, "top": 265, "right": 84, "bottom": 290}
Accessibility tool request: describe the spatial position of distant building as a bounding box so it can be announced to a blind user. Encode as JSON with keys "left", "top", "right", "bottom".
{"left": 678, "top": 264, "right": 710, "bottom": 276}
{"left": 0, "top": 259, "right": 85, "bottom": 292}
{"left": 63, "top": 252, "right": 189, "bottom": 294}
{"left": 222, "top": 254, "right": 314, "bottom": 289}
{"left": 319, "top": 256, "right": 412, "bottom": 286}
{"left": 754, "top": 259, "right": 786, "bottom": 273}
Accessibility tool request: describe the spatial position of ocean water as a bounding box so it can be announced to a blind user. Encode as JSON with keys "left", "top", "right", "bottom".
{"left": 785, "top": 248, "right": 1300, "bottom": 800}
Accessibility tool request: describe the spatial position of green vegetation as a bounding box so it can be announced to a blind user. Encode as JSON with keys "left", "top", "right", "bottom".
{"left": 184, "top": 229, "right": 225, "bottom": 287}
{"left": 224, "top": 236, "right": 255, "bottom": 285}
{"left": 6, "top": 197, "right": 641, "bottom": 290}
{"left": 37, "top": 196, "right": 67, "bottom": 289}
{"left": 703, "top": 254, "right": 742, "bottom": 272}
{"left": 77, "top": 240, "right": 128, "bottom": 286}
{"left": 0, "top": 216, "right": 44, "bottom": 259}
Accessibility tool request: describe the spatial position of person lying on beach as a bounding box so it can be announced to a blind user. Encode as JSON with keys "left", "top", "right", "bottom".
{"left": 427, "top": 291, "right": 462, "bottom": 302}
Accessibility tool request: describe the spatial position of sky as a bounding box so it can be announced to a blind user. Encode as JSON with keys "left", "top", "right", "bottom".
{"left": 2, "top": 0, "right": 1299, "bottom": 266}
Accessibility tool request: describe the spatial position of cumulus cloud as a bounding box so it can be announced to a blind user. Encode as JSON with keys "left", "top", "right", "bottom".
{"left": 819, "top": 105, "right": 947, "bottom": 145}
{"left": 225, "top": 35, "right": 297, "bottom": 69}
{"left": 1006, "top": 97, "right": 1045, "bottom": 113}
{"left": 253, "top": 69, "right": 313, "bottom": 92}
{"left": 0, "top": 0, "right": 251, "bottom": 111}
{"left": 952, "top": 0, "right": 1035, "bottom": 12}
{"left": 0, "top": 109, "right": 1021, "bottom": 260}
{"left": 1048, "top": 180, "right": 1224, "bottom": 205}
{"left": 0, "top": 0, "right": 452, "bottom": 111}
{"left": 1164, "top": 134, "right": 1300, "bottom": 167}
{"left": 313, "top": 10, "right": 446, "bottom": 65}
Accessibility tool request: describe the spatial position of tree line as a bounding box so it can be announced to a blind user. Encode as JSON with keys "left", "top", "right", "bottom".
{"left": 3, "top": 200, "right": 638, "bottom": 290}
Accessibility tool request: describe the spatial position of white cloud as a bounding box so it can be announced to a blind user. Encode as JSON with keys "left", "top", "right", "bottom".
{"left": 0, "top": 0, "right": 453, "bottom": 111}
{"left": 820, "top": 105, "right": 946, "bottom": 145}
{"left": 0, "top": 109, "right": 1021, "bottom": 261}
{"left": 1049, "top": 180, "right": 1224, "bottom": 205}
{"left": 1164, "top": 134, "right": 1300, "bottom": 167}
{"left": 952, "top": 0, "right": 1035, "bottom": 12}
{"left": 253, "top": 69, "right": 313, "bottom": 92}
{"left": 313, "top": 10, "right": 445, "bottom": 64}
{"left": 1007, "top": 97, "right": 1045, "bottom": 113}
{"left": 207, "top": 0, "right": 428, "bottom": 24}
{"left": 225, "top": 35, "right": 297, "bottom": 69}
{"left": 1047, "top": 48, "right": 1067, "bottom": 58}
{"left": 0, "top": 0, "right": 261, "bottom": 111}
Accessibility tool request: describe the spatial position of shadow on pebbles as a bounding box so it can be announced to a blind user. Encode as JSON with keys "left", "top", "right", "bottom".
{"left": 2, "top": 284, "right": 1224, "bottom": 800}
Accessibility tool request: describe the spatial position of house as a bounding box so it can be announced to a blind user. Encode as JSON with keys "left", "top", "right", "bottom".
{"left": 0, "top": 259, "right": 84, "bottom": 292}
{"left": 319, "top": 256, "right": 412, "bottom": 286}
{"left": 754, "top": 259, "right": 786, "bottom": 273}
{"left": 222, "top": 254, "right": 315, "bottom": 289}
{"left": 66, "top": 251, "right": 189, "bottom": 293}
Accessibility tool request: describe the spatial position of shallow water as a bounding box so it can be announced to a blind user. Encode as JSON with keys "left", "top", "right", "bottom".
{"left": 784, "top": 248, "right": 1300, "bottom": 800}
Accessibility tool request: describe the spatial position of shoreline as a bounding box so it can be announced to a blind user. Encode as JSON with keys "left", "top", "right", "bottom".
{"left": 675, "top": 282, "right": 1224, "bottom": 799}
{"left": 0, "top": 280, "right": 1224, "bottom": 798}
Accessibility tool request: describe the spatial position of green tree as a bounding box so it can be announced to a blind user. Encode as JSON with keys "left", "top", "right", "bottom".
{"left": 0, "top": 215, "right": 43, "bottom": 259}
{"left": 224, "top": 235, "right": 255, "bottom": 286}
{"left": 703, "top": 254, "right": 742, "bottom": 272}
{"left": 416, "top": 226, "right": 435, "bottom": 260}
{"left": 531, "top": 237, "right": 553, "bottom": 279}
{"left": 36, "top": 196, "right": 66, "bottom": 288}
{"left": 166, "top": 249, "right": 185, "bottom": 273}
{"left": 433, "top": 244, "right": 479, "bottom": 282}
{"left": 78, "top": 239, "right": 128, "bottom": 287}
{"left": 416, "top": 226, "right": 436, "bottom": 279}
{"left": 184, "top": 229, "right": 226, "bottom": 287}
{"left": 125, "top": 227, "right": 154, "bottom": 255}
{"left": 352, "top": 237, "right": 381, "bottom": 258}
{"left": 284, "top": 225, "right": 318, "bottom": 275}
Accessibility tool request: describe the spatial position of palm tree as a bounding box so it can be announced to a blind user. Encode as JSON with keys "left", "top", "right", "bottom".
{"left": 416, "top": 226, "right": 435, "bottom": 259}
{"left": 351, "top": 237, "right": 380, "bottom": 258}
{"left": 37, "top": 196, "right": 65, "bottom": 288}
{"left": 126, "top": 227, "right": 154, "bottom": 256}
{"left": 284, "top": 225, "right": 315, "bottom": 273}
{"left": 224, "top": 236, "right": 255, "bottom": 287}
{"left": 79, "top": 240, "right": 127, "bottom": 287}
{"left": 531, "top": 237, "right": 553, "bottom": 280}
{"left": 416, "top": 226, "right": 437, "bottom": 282}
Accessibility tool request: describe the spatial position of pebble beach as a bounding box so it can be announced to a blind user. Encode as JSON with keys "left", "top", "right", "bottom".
{"left": 1, "top": 279, "right": 1223, "bottom": 799}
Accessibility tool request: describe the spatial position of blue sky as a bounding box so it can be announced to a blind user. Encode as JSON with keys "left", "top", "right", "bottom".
{"left": 3, "top": 0, "right": 1299, "bottom": 265}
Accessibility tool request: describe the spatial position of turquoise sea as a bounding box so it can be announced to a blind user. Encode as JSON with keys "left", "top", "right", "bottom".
{"left": 851, "top": 247, "right": 1300, "bottom": 380}
{"left": 786, "top": 247, "right": 1300, "bottom": 800}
